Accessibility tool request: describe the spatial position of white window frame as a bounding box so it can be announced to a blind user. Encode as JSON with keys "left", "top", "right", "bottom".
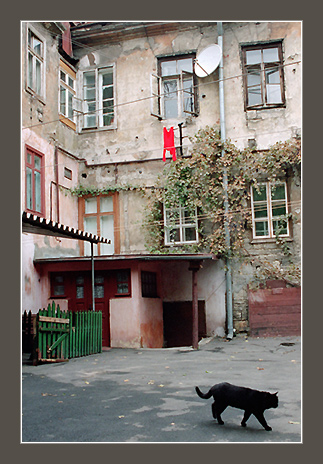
{"left": 164, "top": 204, "right": 199, "bottom": 246}
{"left": 81, "top": 65, "right": 116, "bottom": 130}
{"left": 59, "top": 60, "right": 76, "bottom": 128}
{"left": 251, "top": 181, "right": 289, "bottom": 239}
{"left": 26, "top": 25, "right": 46, "bottom": 101}
{"left": 151, "top": 55, "right": 197, "bottom": 120}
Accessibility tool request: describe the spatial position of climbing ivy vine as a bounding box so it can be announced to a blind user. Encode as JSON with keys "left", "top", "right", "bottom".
{"left": 142, "top": 125, "right": 301, "bottom": 285}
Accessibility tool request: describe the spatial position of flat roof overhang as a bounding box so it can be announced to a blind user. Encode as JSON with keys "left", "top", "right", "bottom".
{"left": 33, "top": 253, "right": 217, "bottom": 265}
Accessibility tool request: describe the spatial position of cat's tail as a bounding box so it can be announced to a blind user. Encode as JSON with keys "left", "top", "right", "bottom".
{"left": 195, "top": 386, "right": 213, "bottom": 399}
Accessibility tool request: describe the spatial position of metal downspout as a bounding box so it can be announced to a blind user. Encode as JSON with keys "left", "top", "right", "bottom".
{"left": 91, "top": 242, "right": 95, "bottom": 312}
{"left": 54, "top": 144, "right": 60, "bottom": 223}
{"left": 218, "top": 22, "right": 234, "bottom": 340}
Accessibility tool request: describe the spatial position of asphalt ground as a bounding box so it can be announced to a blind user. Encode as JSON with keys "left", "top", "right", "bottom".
{"left": 21, "top": 334, "right": 302, "bottom": 443}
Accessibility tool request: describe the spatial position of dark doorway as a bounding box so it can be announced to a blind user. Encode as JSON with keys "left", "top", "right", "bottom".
{"left": 163, "top": 301, "right": 206, "bottom": 348}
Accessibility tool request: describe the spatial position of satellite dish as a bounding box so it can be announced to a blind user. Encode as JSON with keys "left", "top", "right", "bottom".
{"left": 194, "top": 44, "right": 222, "bottom": 78}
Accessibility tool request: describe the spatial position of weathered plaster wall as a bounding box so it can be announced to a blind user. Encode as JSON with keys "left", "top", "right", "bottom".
{"left": 222, "top": 22, "right": 301, "bottom": 150}
{"left": 139, "top": 298, "right": 164, "bottom": 348}
{"left": 110, "top": 264, "right": 140, "bottom": 348}
{"left": 22, "top": 22, "right": 301, "bottom": 336}
{"left": 21, "top": 22, "right": 83, "bottom": 313}
{"left": 73, "top": 23, "right": 221, "bottom": 167}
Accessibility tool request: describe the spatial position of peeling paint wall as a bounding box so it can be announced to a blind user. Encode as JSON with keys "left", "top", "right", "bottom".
{"left": 139, "top": 299, "right": 163, "bottom": 348}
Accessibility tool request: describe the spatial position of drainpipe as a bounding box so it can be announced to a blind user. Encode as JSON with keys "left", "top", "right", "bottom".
{"left": 218, "top": 22, "right": 234, "bottom": 340}
{"left": 54, "top": 144, "right": 60, "bottom": 223}
{"left": 91, "top": 242, "right": 95, "bottom": 312}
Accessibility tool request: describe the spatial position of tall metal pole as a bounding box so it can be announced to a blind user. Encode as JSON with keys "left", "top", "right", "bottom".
{"left": 192, "top": 267, "right": 198, "bottom": 350}
{"left": 218, "top": 22, "right": 233, "bottom": 339}
{"left": 91, "top": 242, "right": 95, "bottom": 312}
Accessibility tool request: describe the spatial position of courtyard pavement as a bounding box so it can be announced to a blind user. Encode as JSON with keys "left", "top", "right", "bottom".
{"left": 21, "top": 334, "right": 302, "bottom": 443}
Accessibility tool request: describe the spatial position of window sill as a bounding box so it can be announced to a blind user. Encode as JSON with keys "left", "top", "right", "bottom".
{"left": 25, "top": 208, "right": 45, "bottom": 218}
{"left": 59, "top": 114, "right": 76, "bottom": 131}
{"left": 160, "top": 116, "right": 197, "bottom": 125}
{"left": 80, "top": 125, "right": 117, "bottom": 134}
{"left": 250, "top": 237, "right": 293, "bottom": 245}
{"left": 25, "top": 87, "right": 46, "bottom": 106}
{"left": 165, "top": 242, "right": 199, "bottom": 247}
{"left": 114, "top": 293, "right": 131, "bottom": 298}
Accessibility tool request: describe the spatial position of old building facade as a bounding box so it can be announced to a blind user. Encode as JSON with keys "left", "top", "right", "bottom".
{"left": 21, "top": 21, "right": 301, "bottom": 347}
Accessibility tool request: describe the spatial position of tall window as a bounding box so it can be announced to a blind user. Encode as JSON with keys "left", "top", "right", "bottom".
{"left": 82, "top": 66, "right": 115, "bottom": 129}
{"left": 25, "top": 146, "right": 44, "bottom": 215}
{"left": 59, "top": 60, "right": 76, "bottom": 129}
{"left": 27, "top": 28, "right": 44, "bottom": 98}
{"left": 80, "top": 194, "right": 119, "bottom": 255}
{"left": 251, "top": 182, "right": 289, "bottom": 239}
{"left": 241, "top": 42, "right": 285, "bottom": 110}
{"left": 151, "top": 55, "right": 197, "bottom": 119}
{"left": 164, "top": 204, "right": 198, "bottom": 245}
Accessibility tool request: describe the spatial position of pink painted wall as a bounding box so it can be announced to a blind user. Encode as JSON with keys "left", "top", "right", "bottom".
{"left": 110, "top": 297, "right": 141, "bottom": 348}
{"left": 110, "top": 263, "right": 141, "bottom": 348}
{"left": 139, "top": 298, "right": 163, "bottom": 348}
{"left": 109, "top": 263, "right": 164, "bottom": 348}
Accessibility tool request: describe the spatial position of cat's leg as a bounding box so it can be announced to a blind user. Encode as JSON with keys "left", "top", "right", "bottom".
{"left": 241, "top": 410, "right": 251, "bottom": 427}
{"left": 212, "top": 401, "right": 226, "bottom": 425}
{"left": 253, "top": 411, "right": 272, "bottom": 431}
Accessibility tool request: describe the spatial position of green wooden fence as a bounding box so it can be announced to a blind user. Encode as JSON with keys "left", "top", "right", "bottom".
{"left": 34, "top": 302, "right": 102, "bottom": 364}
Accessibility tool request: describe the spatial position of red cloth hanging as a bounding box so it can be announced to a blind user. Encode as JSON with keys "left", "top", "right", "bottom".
{"left": 163, "top": 127, "right": 177, "bottom": 162}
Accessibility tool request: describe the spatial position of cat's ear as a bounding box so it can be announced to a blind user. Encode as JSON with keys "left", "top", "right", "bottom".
{"left": 274, "top": 392, "right": 278, "bottom": 396}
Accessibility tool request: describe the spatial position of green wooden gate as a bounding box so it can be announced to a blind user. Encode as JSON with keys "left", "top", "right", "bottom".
{"left": 34, "top": 302, "right": 102, "bottom": 364}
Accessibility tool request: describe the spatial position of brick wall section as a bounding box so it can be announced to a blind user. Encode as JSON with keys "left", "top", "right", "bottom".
{"left": 248, "top": 284, "right": 301, "bottom": 337}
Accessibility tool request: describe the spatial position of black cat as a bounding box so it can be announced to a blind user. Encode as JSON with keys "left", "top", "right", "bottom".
{"left": 195, "top": 382, "right": 278, "bottom": 431}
